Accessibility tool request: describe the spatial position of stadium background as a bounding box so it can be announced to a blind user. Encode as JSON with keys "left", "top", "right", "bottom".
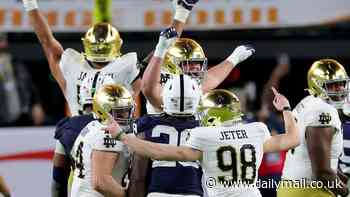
{"left": 0, "top": 0, "right": 350, "bottom": 196}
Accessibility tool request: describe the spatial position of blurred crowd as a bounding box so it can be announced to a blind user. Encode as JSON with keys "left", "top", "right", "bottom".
{"left": 0, "top": 33, "right": 54, "bottom": 126}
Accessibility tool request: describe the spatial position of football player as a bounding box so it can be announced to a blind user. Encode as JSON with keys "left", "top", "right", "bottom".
{"left": 105, "top": 87, "right": 299, "bottom": 197}
{"left": 142, "top": 28, "right": 255, "bottom": 114}
{"left": 278, "top": 59, "right": 349, "bottom": 197}
{"left": 130, "top": 74, "right": 203, "bottom": 197}
{"left": 22, "top": 0, "right": 199, "bottom": 116}
{"left": 69, "top": 84, "right": 134, "bottom": 197}
{"left": 51, "top": 76, "right": 118, "bottom": 197}
{"left": 22, "top": 0, "right": 140, "bottom": 116}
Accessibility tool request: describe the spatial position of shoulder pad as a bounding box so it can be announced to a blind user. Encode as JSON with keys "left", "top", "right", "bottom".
{"left": 121, "top": 52, "right": 138, "bottom": 64}
{"left": 62, "top": 48, "right": 84, "bottom": 63}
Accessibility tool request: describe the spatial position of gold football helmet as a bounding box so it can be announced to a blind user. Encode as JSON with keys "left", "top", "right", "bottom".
{"left": 198, "top": 89, "right": 243, "bottom": 127}
{"left": 93, "top": 84, "right": 134, "bottom": 128}
{"left": 163, "top": 38, "right": 207, "bottom": 83}
{"left": 307, "top": 59, "right": 349, "bottom": 108}
{"left": 82, "top": 22, "right": 123, "bottom": 63}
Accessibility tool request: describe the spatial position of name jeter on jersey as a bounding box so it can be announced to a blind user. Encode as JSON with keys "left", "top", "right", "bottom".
{"left": 219, "top": 130, "right": 248, "bottom": 140}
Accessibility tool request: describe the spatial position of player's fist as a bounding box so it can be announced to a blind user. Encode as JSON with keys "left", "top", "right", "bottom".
{"left": 154, "top": 27, "right": 178, "bottom": 58}
{"left": 22, "top": 0, "right": 38, "bottom": 11}
{"left": 271, "top": 87, "right": 291, "bottom": 112}
{"left": 226, "top": 45, "right": 255, "bottom": 67}
{"left": 103, "top": 115, "right": 122, "bottom": 139}
{"left": 172, "top": 0, "right": 200, "bottom": 23}
{"left": 172, "top": 0, "right": 200, "bottom": 11}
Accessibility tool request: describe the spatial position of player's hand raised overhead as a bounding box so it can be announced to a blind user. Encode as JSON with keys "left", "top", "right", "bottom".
{"left": 271, "top": 87, "right": 291, "bottom": 111}
{"left": 171, "top": 0, "right": 200, "bottom": 23}
{"left": 226, "top": 45, "right": 255, "bottom": 68}
{"left": 154, "top": 27, "right": 179, "bottom": 58}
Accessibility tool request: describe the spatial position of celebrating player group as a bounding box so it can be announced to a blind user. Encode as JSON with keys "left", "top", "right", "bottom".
{"left": 20, "top": 0, "right": 350, "bottom": 197}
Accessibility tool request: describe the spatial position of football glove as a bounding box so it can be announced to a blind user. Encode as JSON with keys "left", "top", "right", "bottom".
{"left": 226, "top": 45, "right": 255, "bottom": 68}
{"left": 22, "top": 0, "right": 38, "bottom": 11}
{"left": 172, "top": 0, "right": 200, "bottom": 23}
{"left": 154, "top": 27, "right": 178, "bottom": 58}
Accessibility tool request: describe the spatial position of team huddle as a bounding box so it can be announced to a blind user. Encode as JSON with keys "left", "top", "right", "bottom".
{"left": 21, "top": 0, "right": 350, "bottom": 197}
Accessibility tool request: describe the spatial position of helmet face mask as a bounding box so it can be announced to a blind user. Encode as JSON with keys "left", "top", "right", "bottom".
{"left": 307, "top": 59, "right": 350, "bottom": 109}
{"left": 163, "top": 38, "right": 207, "bottom": 84}
{"left": 82, "top": 23, "right": 123, "bottom": 63}
{"left": 180, "top": 59, "right": 208, "bottom": 83}
{"left": 110, "top": 106, "right": 134, "bottom": 126}
{"left": 324, "top": 79, "right": 350, "bottom": 108}
{"left": 93, "top": 84, "right": 134, "bottom": 131}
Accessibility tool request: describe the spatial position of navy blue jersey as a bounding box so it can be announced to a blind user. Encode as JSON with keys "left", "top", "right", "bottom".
{"left": 135, "top": 114, "right": 203, "bottom": 196}
{"left": 54, "top": 114, "right": 95, "bottom": 156}
{"left": 340, "top": 121, "right": 350, "bottom": 173}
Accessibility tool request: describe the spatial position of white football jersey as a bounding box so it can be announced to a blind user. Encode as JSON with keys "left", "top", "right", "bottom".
{"left": 70, "top": 120, "right": 130, "bottom": 197}
{"left": 282, "top": 95, "right": 342, "bottom": 180}
{"left": 186, "top": 122, "right": 271, "bottom": 197}
{"left": 59, "top": 48, "right": 139, "bottom": 116}
{"left": 146, "top": 71, "right": 174, "bottom": 114}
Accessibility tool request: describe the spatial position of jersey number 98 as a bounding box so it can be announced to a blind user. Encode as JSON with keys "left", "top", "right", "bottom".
{"left": 216, "top": 144, "right": 256, "bottom": 184}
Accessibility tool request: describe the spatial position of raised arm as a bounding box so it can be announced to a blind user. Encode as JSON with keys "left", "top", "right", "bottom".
{"left": 201, "top": 45, "right": 255, "bottom": 93}
{"left": 91, "top": 151, "right": 126, "bottom": 197}
{"left": 141, "top": 28, "right": 178, "bottom": 111}
{"left": 22, "top": 0, "right": 65, "bottom": 91}
{"left": 263, "top": 87, "right": 300, "bottom": 152}
{"left": 171, "top": 0, "right": 199, "bottom": 36}
{"left": 141, "top": 1, "right": 198, "bottom": 111}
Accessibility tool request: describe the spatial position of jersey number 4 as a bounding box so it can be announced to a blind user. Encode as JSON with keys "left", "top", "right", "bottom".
{"left": 74, "top": 141, "right": 85, "bottom": 179}
{"left": 216, "top": 144, "right": 256, "bottom": 184}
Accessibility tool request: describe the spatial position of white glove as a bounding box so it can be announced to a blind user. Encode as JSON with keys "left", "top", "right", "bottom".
{"left": 226, "top": 45, "right": 255, "bottom": 68}
{"left": 22, "top": 0, "right": 38, "bottom": 11}
{"left": 154, "top": 27, "right": 178, "bottom": 58}
{"left": 172, "top": 0, "right": 199, "bottom": 23}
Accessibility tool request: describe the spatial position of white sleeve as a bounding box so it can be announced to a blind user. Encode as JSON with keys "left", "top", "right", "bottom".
{"left": 185, "top": 128, "right": 206, "bottom": 151}
{"left": 54, "top": 140, "right": 66, "bottom": 155}
{"left": 306, "top": 108, "right": 340, "bottom": 129}
{"left": 257, "top": 122, "right": 271, "bottom": 143}
{"left": 59, "top": 48, "right": 82, "bottom": 81}
{"left": 124, "top": 52, "right": 140, "bottom": 85}
{"left": 91, "top": 131, "right": 124, "bottom": 152}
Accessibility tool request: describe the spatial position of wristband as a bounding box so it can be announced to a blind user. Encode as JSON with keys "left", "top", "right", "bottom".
{"left": 23, "top": 0, "right": 39, "bottom": 12}
{"left": 153, "top": 42, "right": 168, "bottom": 58}
{"left": 115, "top": 130, "right": 126, "bottom": 141}
{"left": 282, "top": 106, "right": 292, "bottom": 111}
{"left": 174, "top": 5, "right": 191, "bottom": 23}
{"left": 226, "top": 55, "right": 239, "bottom": 68}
